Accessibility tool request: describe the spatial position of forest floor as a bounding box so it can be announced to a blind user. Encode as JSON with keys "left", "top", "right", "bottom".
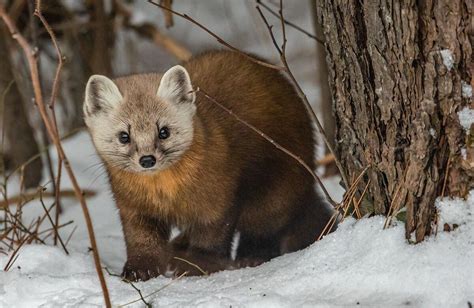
{"left": 0, "top": 132, "right": 472, "bottom": 307}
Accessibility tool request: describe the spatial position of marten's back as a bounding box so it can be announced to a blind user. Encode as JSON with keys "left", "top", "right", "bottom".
{"left": 183, "top": 51, "right": 322, "bottom": 244}
{"left": 184, "top": 51, "right": 315, "bottom": 174}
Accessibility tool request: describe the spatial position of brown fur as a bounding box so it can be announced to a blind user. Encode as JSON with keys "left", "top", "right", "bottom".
{"left": 91, "top": 50, "right": 336, "bottom": 281}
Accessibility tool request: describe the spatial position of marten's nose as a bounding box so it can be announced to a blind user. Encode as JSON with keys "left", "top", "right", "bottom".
{"left": 139, "top": 155, "right": 156, "bottom": 168}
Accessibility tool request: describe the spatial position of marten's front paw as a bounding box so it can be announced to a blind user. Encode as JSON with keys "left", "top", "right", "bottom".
{"left": 234, "top": 257, "right": 266, "bottom": 269}
{"left": 121, "top": 258, "right": 161, "bottom": 282}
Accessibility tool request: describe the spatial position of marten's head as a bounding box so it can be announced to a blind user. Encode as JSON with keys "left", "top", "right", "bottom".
{"left": 83, "top": 66, "right": 196, "bottom": 173}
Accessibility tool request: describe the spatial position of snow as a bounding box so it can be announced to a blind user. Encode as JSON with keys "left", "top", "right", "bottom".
{"left": 1, "top": 132, "right": 473, "bottom": 307}
{"left": 129, "top": 9, "right": 152, "bottom": 27}
{"left": 440, "top": 49, "right": 454, "bottom": 71}
{"left": 458, "top": 107, "right": 474, "bottom": 131}
{"left": 462, "top": 81, "right": 473, "bottom": 98}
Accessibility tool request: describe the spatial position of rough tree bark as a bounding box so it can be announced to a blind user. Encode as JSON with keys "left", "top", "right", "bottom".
{"left": 0, "top": 27, "right": 43, "bottom": 188}
{"left": 317, "top": 1, "right": 472, "bottom": 241}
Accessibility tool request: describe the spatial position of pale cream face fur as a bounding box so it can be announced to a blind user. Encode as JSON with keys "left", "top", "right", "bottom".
{"left": 83, "top": 66, "right": 196, "bottom": 173}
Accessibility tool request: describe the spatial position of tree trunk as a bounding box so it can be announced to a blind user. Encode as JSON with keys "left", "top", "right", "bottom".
{"left": 317, "top": 1, "right": 472, "bottom": 241}
{"left": 0, "top": 28, "right": 43, "bottom": 188}
{"left": 310, "top": 0, "right": 338, "bottom": 176}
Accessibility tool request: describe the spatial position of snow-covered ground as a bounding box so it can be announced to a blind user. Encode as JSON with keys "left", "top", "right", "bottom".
{"left": 0, "top": 132, "right": 473, "bottom": 307}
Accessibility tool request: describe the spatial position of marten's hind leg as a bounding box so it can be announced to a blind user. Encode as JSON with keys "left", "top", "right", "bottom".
{"left": 279, "top": 186, "right": 337, "bottom": 254}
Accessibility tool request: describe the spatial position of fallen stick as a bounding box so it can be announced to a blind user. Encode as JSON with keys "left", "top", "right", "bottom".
{"left": 0, "top": 189, "right": 97, "bottom": 208}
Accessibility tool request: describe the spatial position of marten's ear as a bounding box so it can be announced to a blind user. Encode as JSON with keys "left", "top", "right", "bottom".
{"left": 84, "top": 75, "right": 123, "bottom": 117}
{"left": 157, "top": 65, "right": 195, "bottom": 105}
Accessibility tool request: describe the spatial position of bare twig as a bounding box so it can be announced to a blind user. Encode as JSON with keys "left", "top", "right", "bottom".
{"left": 3, "top": 233, "right": 33, "bottom": 271}
{"left": 37, "top": 220, "right": 74, "bottom": 236}
{"left": 64, "top": 225, "right": 77, "bottom": 247}
{"left": 119, "top": 271, "right": 188, "bottom": 307}
{"left": 197, "top": 88, "right": 337, "bottom": 207}
{"left": 105, "top": 267, "right": 151, "bottom": 307}
{"left": 0, "top": 185, "right": 96, "bottom": 209}
{"left": 264, "top": 0, "right": 350, "bottom": 189}
{"left": 147, "top": 0, "right": 284, "bottom": 70}
{"left": 34, "top": 0, "right": 65, "bottom": 246}
{"left": 256, "top": 0, "right": 324, "bottom": 44}
{"left": 38, "top": 188, "right": 68, "bottom": 254}
{"left": 0, "top": 3, "right": 111, "bottom": 307}
{"left": 256, "top": 5, "right": 282, "bottom": 55}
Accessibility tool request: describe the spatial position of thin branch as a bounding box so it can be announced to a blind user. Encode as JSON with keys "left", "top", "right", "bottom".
{"left": 105, "top": 267, "right": 151, "bottom": 307}
{"left": 147, "top": 0, "right": 284, "bottom": 70}
{"left": 0, "top": 3, "right": 111, "bottom": 307}
{"left": 3, "top": 232, "right": 33, "bottom": 271}
{"left": 255, "top": 6, "right": 282, "bottom": 55}
{"left": 278, "top": 0, "right": 287, "bottom": 55}
{"left": 38, "top": 188, "right": 68, "bottom": 254}
{"left": 256, "top": 0, "right": 325, "bottom": 44}
{"left": 197, "top": 88, "right": 337, "bottom": 207}
{"left": 119, "top": 271, "right": 188, "bottom": 307}
{"left": 272, "top": 0, "right": 350, "bottom": 189}
{"left": 34, "top": 0, "right": 65, "bottom": 246}
{"left": 64, "top": 225, "right": 77, "bottom": 247}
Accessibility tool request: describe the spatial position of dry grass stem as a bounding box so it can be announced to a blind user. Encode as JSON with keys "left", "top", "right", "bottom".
{"left": 351, "top": 180, "right": 370, "bottom": 219}
{"left": 441, "top": 152, "right": 451, "bottom": 198}
{"left": 384, "top": 185, "right": 402, "bottom": 229}
{"left": 173, "top": 256, "right": 209, "bottom": 276}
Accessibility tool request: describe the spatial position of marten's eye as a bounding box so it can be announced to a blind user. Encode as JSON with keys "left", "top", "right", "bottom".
{"left": 118, "top": 131, "right": 130, "bottom": 144}
{"left": 159, "top": 127, "right": 170, "bottom": 140}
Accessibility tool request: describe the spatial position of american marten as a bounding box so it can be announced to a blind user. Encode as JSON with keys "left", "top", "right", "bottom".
{"left": 83, "top": 50, "right": 336, "bottom": 281}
